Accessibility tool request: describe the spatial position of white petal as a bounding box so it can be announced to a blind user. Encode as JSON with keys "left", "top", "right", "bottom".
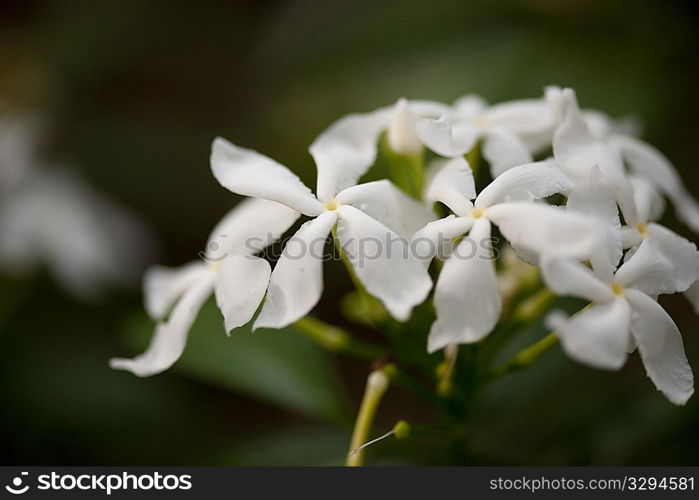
{"left": 415, "top": 116, "right": 480, "bottom": 158}
{"left": 629, "top": 175, "right": 665, "bottom": 224}
{"left": 428, "top": 218, "right": 500, "bottom": 352}
{"left": 214, "top": 255, "right": 271, "bottom": 333}
{"left": 557, "top": 299, "right": 631, "bottom": 370}
{"left": 0, "top": 168, "right": 152, "bottom": 298}
{"left": 540, "top": 257, "right": 613, "bottom": 303}
{"left": 411, "top": 215, "right": 473, "bottom": 265}
{"left": 109, "top": 273, "right": 215, "bottom": 376}
{"left": 424, "top": 156, "right": 475, "bottom": 216}
{"left": 335, "top": 179, "right": 435, "bottom": 236}
{"left": 625, "top": 289, "right": 694, "bottom": 405}
{"left": 475, "top": 161, "right": 571, "bottom": 209}
{"left": 582, "top": 109, "right": 614, "bottom": 140}
{"left": 452, "top": 94, "right": 488, "bottom": 119}
{"left": 646, "top": 223, "right": 699, "bottom": 290}
{"left": 205, "top": 198, "right": 300, "bottom": 257}
{"left": 553, "top": 92, "right": 624, "bottom": 179}
{"left": 310, "top": 109, "right": 391, "bottom": 202}
{"left": 335, "top": 205, "right": 432, "bottom": 321}
{"left": 565, "top": 170, "right": 623, "bottom": 279}
{"left": 516, "top": 86, "right": 568, "bottom": 153}
{"left": 611, "top": 134, "right": 699, "bottom": 232}
{"left": 553, "top": 91, "right": 638, "bottom": 224}
{"left": 622, "top": 228, "right": 643, "bottom": 249}
{"left": 684, "top": 280, "right": 699, "bottom": 314}
{"left": 210, "top": 137, "right": 323, "bottom": 216}
{"left": 407, "top": 99, "right": 453, "bottom": 118}
{"left": 387, "top": 98, "right": 423, "bottom": 154}
{"left": 487, "top": 202, "right": 599, "bottom": 261}
{"left": 566, "top": 168, "right": 621, "bottom": 230}
{"left": 143, "top": 262, "right": 209, "bottom": 320}
{"left": 616, "top": 227, "right": 699, "bottom": 296}
{"left": 484, "top": 98, "right": 557, "bottom": 135}
{"left": 254, "top": 211, "right": 337, "bottom": 329}
{"left": 481, "top": 128, "right": 533, "bottom": 177}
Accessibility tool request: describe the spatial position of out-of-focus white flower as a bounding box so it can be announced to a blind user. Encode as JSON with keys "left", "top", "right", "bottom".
{"left": 553, "top": 89, "right": 639, "bottom": 227}
{"left": 385, "top": 98, "right": 452, "bottom": 154}
{"left": 310, "top": 88, "right": 565, "bottom": 182}
{"left": 210, "top": 137, "right": 433, "bottom": 327}
{"left": 563, "top": 93, "right": 699, "bottom": 232}
{"left": 542, "top": 252, "right": 694, "bottom": 405}
{"left": 0, "top": 166, "right": 153, "bottom": 299}
{"left": 412, "top": 158, "right": 599, "bottom": 352}
{"left": 613, "top": 134, "right": 699, "bottom": 233}
{"left": 415, "top": 87, "right": 565, "bottom": 176}
{"left": 0, "top": 112, "right": 153, "bottom": 299}
{"left": 309, "top": 98, "right": 450, "bottom": 172}
{"left": 0, "top": 112, "right": 42, "bottom": 195}
{"left": 109, "top": 198, "right": 299, "bottom": 376}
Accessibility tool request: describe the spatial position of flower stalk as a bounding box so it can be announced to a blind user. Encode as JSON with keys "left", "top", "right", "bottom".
{"left": 293, "top": 316, "right": 385, "bottom": 360}
{"left": 483, "top": 332, "right": 559, "bottom": 382}
{"left": 436, "top": 343, "right": 459, "bottom": 397}
{"left": 346, "top": 368, "right": 391, "bottom": 466}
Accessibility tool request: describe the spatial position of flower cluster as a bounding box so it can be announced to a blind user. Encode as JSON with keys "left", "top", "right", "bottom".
{"left": 111, "top": 87, "right": 699, "bottom": 405}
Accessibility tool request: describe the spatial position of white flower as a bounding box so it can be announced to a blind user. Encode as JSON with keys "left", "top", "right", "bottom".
{"left": 0, "top": 112, "right": 153, "bottom": 299}
{"left": 565, "top": 168, "right": 698, "bottom": 294}
{"left": 386, "top": 98, "right": 451, "bottom": 154}
{"left": 554, "top": 92, "right": 698, "bottom": 296}
{"left": 0, "top": 166, "right": 153, "bottom": 299}
{"left": 415, "top": 86, "right": 565, "bottom": 176}
{"left": 541, "top": 175, "right": 695, "bottom": 405}
{"left": 310, "top": 89, "right": 564, "bottom": 182}
{"left": 310, "top": 98, "right": 450, "bottom": 169}
{"left": 553, "top": 89, "right": 639, "bottom": 227}
{"left": 542, "top": 252, "right": 694, "bottom": 405}
{"left": 210, "top": 137, "right": 434, "bottom": 327}
{"left": 559, "top": 91, "right": 699, "bottom": 232}
{"left": 109, "top": 198, "right": 299, "bottom": 376}
{"left": 620, "top": 175, "right": 699, "bottom": 294}
{"left": 412, "top": 158, "right": 600, "bottom": 352}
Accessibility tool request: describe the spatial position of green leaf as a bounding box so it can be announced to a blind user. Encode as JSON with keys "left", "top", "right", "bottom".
{"left": 207, "top": 426, "right": 349, "bottom": 465}
{"left": 120, "top": 299, "right": 351, "bottom": 423}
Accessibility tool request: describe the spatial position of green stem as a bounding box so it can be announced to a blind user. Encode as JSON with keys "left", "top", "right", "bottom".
{"left": 436, "top": 344, "right": 458, "bottom": 397}
{"left": 512, "top": 288, "right": 556, "bottom": 324}
{"left": 293, "top": 316, "right": 385, "bottom": 360}
{"left": 465, "top": 140, "right": 481, "bottom": 179}
{"left": 380, "top": 134, "right": 425, "bottom": 199}
{"left": 346, "top": 369, "right": 390, "bottom": 466}
{"left": 482, "top": 332, "right": 559, "bottom": 383}
{"left": 478, "top": 287, "right": 555, "bottom": 368}
{"left": 405, "top": 149, "right": 425, "bottom": 198}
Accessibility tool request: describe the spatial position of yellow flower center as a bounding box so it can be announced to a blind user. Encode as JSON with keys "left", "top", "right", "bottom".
{"left": 473, "top": 116, "right": 489, "bottom": 129}
{"left": 324, "top": 199, "right": 340, "bottom": 211}
{"left": 208, "top": 261, "right": 222, "bottom": 273}
{"left": 470, "top": 207, "right": 487, "bottom": 219}
{"left": 636, "top": 222, "right": 648, "bottom": 237}
{"left": 610, "top": 282, "right": 624, "bottom": 297}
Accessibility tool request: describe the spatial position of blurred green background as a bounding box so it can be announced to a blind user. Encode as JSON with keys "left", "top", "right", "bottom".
{"left": 1, "top": 0, "right": 698, "bottom": 465}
